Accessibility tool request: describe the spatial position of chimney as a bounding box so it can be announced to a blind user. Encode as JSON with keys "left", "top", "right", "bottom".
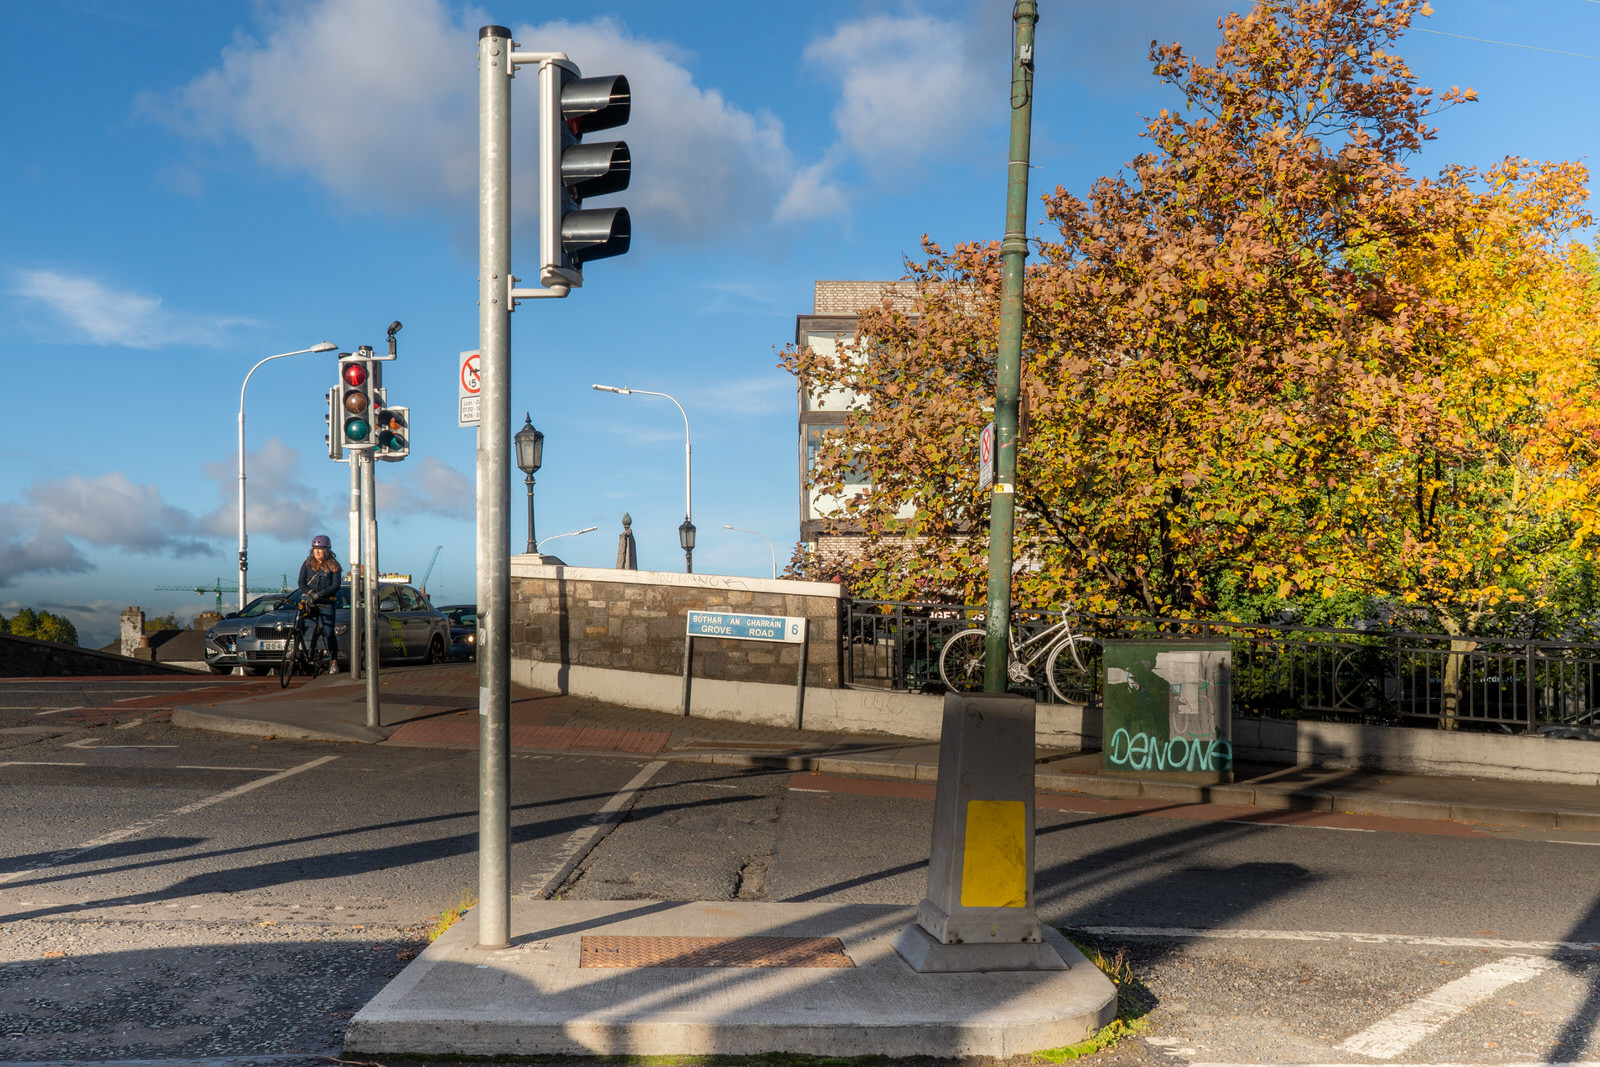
{"left": 119, "top": 607, "right": 145, "bottom": 658}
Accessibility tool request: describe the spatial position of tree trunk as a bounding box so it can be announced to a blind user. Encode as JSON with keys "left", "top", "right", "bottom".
{"left": 1438, "top": 615, "right": 1476, "bottom": 732}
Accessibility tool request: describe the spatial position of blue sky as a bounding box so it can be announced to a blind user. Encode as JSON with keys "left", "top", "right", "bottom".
{"left": 2, "top": 0, "right": 1597, "bottom": 648}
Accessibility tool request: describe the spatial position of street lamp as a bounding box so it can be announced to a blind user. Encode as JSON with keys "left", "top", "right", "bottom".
{"left": 238, "top": 342, "right": 338, "bottom": 614}
{"left": 513, "top": 414, "right": 544, "bottom": 555}
{"left": 724, "top": 524, "right": 777, "bottom": 580}
{"left": 593, "top": 383, "right": 693, "bottom": 572}
{"left": 538, "top": 526, "right": 598, "bottom": 557}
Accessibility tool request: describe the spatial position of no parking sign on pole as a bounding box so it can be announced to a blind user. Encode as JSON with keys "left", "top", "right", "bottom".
{"left": 459, "top": 350, "right": 481, "bottom": 427}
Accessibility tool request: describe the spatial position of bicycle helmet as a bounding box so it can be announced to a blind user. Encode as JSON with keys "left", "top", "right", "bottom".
{"left": 311, "top": 534, "right": 332, "bottom": 548}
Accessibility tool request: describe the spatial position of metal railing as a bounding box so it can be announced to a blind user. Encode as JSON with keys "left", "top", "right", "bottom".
{"left": 844, "top": 600, "right": 1600, "bottom": 732}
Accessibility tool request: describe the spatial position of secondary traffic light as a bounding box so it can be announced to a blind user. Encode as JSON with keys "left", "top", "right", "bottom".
{"left": 540, "top": 63, "right": 631, "bottom": 288}
{"left": 325, "top": 387, "right": 344, "bottom": 460}
{"left": 338, "top": 352, "right": 375, "bottom": 450}
{"left": 374, "top": 405, "right": 409, "bottom": 461}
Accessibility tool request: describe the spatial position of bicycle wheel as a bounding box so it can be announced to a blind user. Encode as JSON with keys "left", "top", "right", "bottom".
{"left": 278, "top": 626, "right": 303, "bottom": 689}
{"left": 1046, "top": 636, "right": 1098, "bottom": 705}
{"left": 304, "top": 626, "right": 327, "bottom": 680}
{"left": 938, "top": 629, "right": 989, "bottom": 693}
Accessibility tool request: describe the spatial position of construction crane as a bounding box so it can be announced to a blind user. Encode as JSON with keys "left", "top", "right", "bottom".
{"left": 158, "top": 576, "right": 292, "bottom": 615}
{"left": 420, "top": 545, "right": 443, "bottom": 595}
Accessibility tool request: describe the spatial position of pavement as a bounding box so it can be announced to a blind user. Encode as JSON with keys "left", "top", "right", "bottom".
{"left": 155, "top": 662, "right": 1600, "bottom": 1058}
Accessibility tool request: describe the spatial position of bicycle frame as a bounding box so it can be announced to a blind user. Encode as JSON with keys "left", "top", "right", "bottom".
{"left": 1006, "top": 616, "right": 1073, "bottom": 672}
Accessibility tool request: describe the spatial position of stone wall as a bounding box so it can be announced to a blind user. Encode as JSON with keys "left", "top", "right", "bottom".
{"left": 511, "top": 562, "right": 846, "bottom": 688}
{"left": 0, "top": 633, "right": 205, "bottom": 678}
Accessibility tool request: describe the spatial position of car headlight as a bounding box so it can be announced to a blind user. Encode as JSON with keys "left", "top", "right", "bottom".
{"left": 466, "top": 633, "right": 475, "bottom": 644}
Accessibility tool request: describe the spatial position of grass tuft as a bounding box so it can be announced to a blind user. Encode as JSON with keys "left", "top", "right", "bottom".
{"left": 426, "top": 889, "right": 478, "bottom": 942}
{"left": 1029, "top": 937, "right": 1155, "bottom": 1062}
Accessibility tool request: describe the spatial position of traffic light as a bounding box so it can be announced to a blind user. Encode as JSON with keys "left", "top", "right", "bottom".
{"left": 539, "top": 63, "right": 631, "bottom": 288}
{"left": 337, "top": 351, "right": 375, "bottom": 451}
{"left": 325, "top": 387, "right": 344, "bottom": 460}
{"left": 375, "top": 405, "right": 409, "bottom": 461}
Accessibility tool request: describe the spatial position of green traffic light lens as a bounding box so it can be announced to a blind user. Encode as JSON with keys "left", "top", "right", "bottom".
{"left": 345, "top": 416, "right": 371, "bottom": 441}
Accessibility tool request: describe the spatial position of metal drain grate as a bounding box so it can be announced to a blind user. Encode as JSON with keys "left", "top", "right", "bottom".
{"left": 579, "top": 935, "right": 855, "bottom": 968}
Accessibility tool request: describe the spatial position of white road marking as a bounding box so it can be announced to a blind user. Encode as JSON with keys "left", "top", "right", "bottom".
{"left": 517, "top": 760, "right": 667, "bottom": 899}
{"left": 1079, "top": 925, "right": 1600, "bottom": 953}
{"left": 0, "top": 761, "right": 87, "bottom": 768}
{"left": 0, "top": 755, "right": 339, "bottom": 885}
{"left": 64, "top": 738, "right": 177, "bottom": 749}
{"left": 1550, "top": 840, "right": 1600, "bottom": 847}
{"left": 113, "top": 719, "right": 146, "bottom": 729}
{"left": 1336, "top": 954, "right": 1555, "bottom": 1058}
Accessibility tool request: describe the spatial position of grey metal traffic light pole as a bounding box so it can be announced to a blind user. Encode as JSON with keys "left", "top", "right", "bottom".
{"left": 477, "top": 24, "right": 517, "bottom": 951}
{"left": 477, "top": 23, "right": 630, "bottom": 952}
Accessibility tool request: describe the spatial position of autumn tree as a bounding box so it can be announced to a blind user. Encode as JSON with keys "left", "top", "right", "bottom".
{"left": 2, "top": 607, "right": 80, "bottom": 646}
{"left": 784, "top": 0, "right": 1576, "bottom": 625}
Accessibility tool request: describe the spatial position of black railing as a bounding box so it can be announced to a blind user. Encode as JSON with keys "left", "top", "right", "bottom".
{"left": 844, "top": 600, "right": 1600, "bottom": 732}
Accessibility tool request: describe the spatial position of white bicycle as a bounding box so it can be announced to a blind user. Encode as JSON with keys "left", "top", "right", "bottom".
{"left": 938, "top": 614, "right": 1100, "bottom": 704}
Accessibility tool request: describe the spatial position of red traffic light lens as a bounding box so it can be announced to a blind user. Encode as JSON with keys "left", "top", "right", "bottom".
{"left": 342, "top": 363, "right": 368, "bottom": 387}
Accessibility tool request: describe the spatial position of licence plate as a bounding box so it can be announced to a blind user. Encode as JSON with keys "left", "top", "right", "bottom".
{"left": 258, "top": 639, "right": 286, "bottom": 651}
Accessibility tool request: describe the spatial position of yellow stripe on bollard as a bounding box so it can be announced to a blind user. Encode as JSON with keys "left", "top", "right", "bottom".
{"left": 960, "top": 800, "right": 1027, "bottom": 908}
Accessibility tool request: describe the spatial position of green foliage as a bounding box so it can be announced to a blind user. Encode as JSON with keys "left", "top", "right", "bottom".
{"left": 144, "top": 612, "right": 185, "bottom": 633}
{"left": 1030, "top": 939, "right": 1153, "bottom": 1061}
{"left": 2, "top": 607, "right": 80, "bottom": 646}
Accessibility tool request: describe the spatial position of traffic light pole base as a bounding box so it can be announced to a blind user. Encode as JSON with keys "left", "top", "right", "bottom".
{"left": 891, "top": 921, "right": 1069, "bottom": 973}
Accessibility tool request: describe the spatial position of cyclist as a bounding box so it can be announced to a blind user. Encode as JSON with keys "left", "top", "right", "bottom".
{"left": 297, "top": 534, "right": 343, "bottom": 674}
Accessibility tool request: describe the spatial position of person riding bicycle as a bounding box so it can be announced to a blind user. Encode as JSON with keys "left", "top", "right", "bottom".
{"left": 297, "top": 534, "right": 343, "bottom": 674}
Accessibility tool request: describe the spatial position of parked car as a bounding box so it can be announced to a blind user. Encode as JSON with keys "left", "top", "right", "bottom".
{"left": 233, "top": 583, "right": 451, "bottom": 669}
{"left": 203, "top": 593, "right": 292, "bottom": 674}
{"left": 438, "top": 604, "right": 477, "bottom": 661}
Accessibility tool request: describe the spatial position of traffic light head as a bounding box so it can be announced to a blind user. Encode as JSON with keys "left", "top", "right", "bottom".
{"left": 337, "top": 353, "right": 375, "bottom": 450}
{"left": 540, "top": 64, "right": 632, "bottom": 288}
{"left": 374, "top": 405, "right": 410, "bottom": 462}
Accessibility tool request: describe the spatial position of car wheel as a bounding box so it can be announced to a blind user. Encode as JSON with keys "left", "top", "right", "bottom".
{"left": 425, "top": 634, "right": 445, "bottom": 665}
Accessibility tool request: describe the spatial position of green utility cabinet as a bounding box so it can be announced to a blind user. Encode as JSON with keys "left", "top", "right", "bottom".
{"left": 1101, "top": 639, "right": 1233, "bottom": 784}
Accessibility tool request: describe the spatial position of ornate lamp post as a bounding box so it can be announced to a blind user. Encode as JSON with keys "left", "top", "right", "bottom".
{"left": 513, "top": 413, "right": 544, "bottom": 555}
{"left": 679, "top": 517, "right": 697, "bottom": 574}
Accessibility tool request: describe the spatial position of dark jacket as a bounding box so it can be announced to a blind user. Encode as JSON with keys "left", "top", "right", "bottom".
{"left": 298, "top": 558, "right": 343, "bottom": 604}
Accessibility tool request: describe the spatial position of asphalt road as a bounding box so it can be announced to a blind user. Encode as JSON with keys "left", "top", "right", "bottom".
{"left": 6, "top": 689, "right": 1600, "bottom": 1064}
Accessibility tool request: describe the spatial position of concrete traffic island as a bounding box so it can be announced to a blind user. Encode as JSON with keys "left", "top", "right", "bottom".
{"left": 344, "top": 900, "right": 1117, "bottom": 1059}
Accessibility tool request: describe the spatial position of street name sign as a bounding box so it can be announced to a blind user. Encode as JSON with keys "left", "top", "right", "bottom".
{"left": 685, "top": 611, "right": 806, "bottom": 643}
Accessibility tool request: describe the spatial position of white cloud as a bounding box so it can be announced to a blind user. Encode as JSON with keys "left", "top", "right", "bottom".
{"left": 8, "top": 269, "right": 252, "bottom": 349}
{"left": 379, "top": 456, "right": 474, "bottom": 518}
{"left": 149, "top": 0, "right": 825, "bottom": 238}
{"left": 0, "top": 469, "right": 221, "bottom": 587}
{"left": 27, "top": 473, "right": 211, "bottom": 556}
{"left": 198, "top": 437, "right": 334, "bottom": 541}
{"left": 802, "top": 13, "right": 998, "bottom": 182}
{"left": 775, "top": 160, "right": 849, "bottom": 223}
{"left": 0, "top": 508, "right": 92, "bottom": 588}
